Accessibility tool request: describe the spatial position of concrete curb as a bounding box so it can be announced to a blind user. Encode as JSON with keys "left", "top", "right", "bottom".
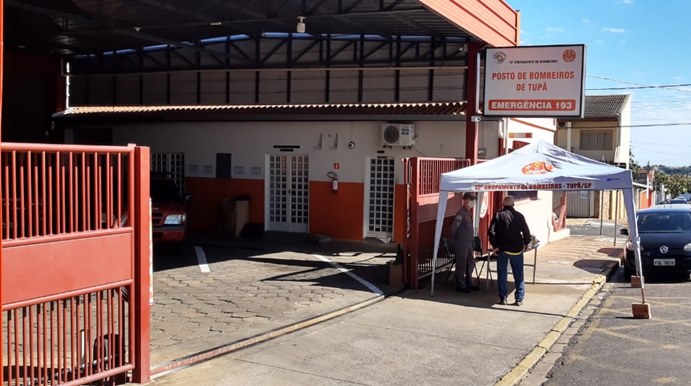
{"left": 150, "top": 294, "right": 386, "bottom": 379}
{"left": 494, "top": 262, "right": 618, "bottom": 386}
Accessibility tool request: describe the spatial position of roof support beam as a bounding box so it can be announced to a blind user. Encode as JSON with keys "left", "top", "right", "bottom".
{"left": 69, "top": 34, "right": 469, "bottom": 75}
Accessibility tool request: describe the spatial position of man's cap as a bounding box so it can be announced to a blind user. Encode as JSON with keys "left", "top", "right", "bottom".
{"left": 462, "top": 192, "right": 476, "bottom": 200}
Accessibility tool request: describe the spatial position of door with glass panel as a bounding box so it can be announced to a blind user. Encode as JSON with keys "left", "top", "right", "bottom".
{"left": 365, "top": 157, "right": 395, "bottom": 239}
{"left": 266, "top": 154, "right": 309, "bottom": 232}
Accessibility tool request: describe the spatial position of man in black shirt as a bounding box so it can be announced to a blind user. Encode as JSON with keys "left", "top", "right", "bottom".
{"left": 488, "top": 196, "right": 532, "bottom": 306}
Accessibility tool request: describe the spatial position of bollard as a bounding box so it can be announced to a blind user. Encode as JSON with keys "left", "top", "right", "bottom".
{"left": 632, "top": 303, "right": 651, "bottom": 319}
{"left": 630, "top": 275, "right": 643, "bottom": 288}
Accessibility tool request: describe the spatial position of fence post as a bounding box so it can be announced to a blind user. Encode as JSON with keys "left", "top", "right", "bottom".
{"left": 132, "top": 146, "right": 151, "bottom": 383}
{"left": 1, "top": 1, "right": 6, "bottom": 383}
{"left": 407, "top": 159, "right": 420, "bottom": 288}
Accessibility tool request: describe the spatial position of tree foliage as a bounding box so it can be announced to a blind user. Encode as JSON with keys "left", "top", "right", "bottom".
{"left": 632, "top": 150, "right": 691, "bottom": 198}
{"left": 655, "top": 171, "right": 691, "bottom": 197}
{"left": 629, "top": 148, "right": 641, "bottom": 175}
{"left": 657, "top": 165, "right": 691, "bottom": 175}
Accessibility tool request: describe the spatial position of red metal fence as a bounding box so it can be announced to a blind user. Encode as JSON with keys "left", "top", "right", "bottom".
{"left": 1, "top": 143, "right": 150, "bottom": 385}
{"left": 404, "top": 157, "right": 470, "bottom": 288}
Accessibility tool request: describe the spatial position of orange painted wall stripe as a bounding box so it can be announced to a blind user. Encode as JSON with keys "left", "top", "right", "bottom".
{"left": 393, "top": 184, "right": 407, "bottom": 244}
{"left": 185, "top": 177, "right": 265, "bottom": 234}
{"left": 309, "top": 181, "right": 364, "bottom": 240}
{"left": 185, "top": 178, "right": 406, "bottom": 242}
{"left": 420, "top": 0, "right": 519, "bottom": 47}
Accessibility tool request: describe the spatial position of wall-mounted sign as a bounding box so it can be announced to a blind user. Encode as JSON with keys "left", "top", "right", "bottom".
{"left": 483, "top": 44, "right": 586, "bottom": 118}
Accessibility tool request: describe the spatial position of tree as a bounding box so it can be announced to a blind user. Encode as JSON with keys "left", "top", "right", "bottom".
{"left": 655, "top": 172, "right": 669, "bottom": 190}
{"left": 665, "top": 174, "right": 691, "bottom": 197}
{"left": 629, "top": 148, "right": 641, "bottom": 174}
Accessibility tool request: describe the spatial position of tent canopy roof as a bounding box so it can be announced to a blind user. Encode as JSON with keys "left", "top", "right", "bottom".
{"left": 440, "top": 140, "right": 633, "bottom": 192}
{"left": 431, "top": 140, "right": 643, "bottom": 296}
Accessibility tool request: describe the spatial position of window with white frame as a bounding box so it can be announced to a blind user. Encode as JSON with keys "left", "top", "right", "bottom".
{"left": 151, "top": 152, "right": 185, "bottom": 194}
{"left": 580, "top": 131, "right": 613, "bottom": 151}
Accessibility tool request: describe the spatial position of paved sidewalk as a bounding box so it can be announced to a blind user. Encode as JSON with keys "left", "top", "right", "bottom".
{"left": 149, "top": 233, "right": 400, "bottom": 373}
{"left": 141, "top": 234, "right": 623, "bottom": 385}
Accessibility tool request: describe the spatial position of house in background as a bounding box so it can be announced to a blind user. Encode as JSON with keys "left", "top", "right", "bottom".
{"left": 555, "top": 94, "right": 631, "bottom": 168}
{"left": 555, "top": 94, "right": 635, "bottom": 219}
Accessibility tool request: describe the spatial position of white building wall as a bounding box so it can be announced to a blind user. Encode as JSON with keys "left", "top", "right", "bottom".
{"left": 616, "top": 99, "right": 632, "bottom": 167}
{"left": 478, "top": 120, "right": 501, "bottom": 160}
{"left": 513, "top": 191, "right": 555, "bottom": 247}
{"left": 570, "top": 121, "right": 618, "bottom": 163}
{"left": 102, "top": 120, "right": 471, "bottom": 185}
{"left": 65, "top": 116, "right": 569, "bottom": 244}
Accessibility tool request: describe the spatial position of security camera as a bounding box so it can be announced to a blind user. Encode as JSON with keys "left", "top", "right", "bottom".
{"left": 347, "top": 141, "right": 356, "bottom": 149}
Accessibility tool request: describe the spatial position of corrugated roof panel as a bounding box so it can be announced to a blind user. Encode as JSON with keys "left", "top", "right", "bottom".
{"left": 584, "top": 94, "right": 630, "bottom": 118}
{"left": 55, "top": 101, "right": 467, "bottom": 120}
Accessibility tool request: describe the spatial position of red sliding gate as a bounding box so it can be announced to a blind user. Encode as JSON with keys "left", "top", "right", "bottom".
{"left": 1, "top": 143, "right": 151, "bottom": 385}
{"left": 404, "top": 157, "right": 470, "bottom": 288}
{"left": 404, "top": 157, "right": 498, "bottom": 289}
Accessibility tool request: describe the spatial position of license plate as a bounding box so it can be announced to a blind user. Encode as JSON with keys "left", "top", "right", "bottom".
{"left": 654, "top": 258, "right": 675, "bottom": 266}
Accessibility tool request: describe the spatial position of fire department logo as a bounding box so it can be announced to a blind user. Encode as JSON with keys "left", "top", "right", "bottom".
{"left": 659, "top": 245, "right": 669, "bottom": 254}
{"left": 562, "top": 49, "right": 577, "bottom": 63}
{"left": 493, "top": 51, "right": 507, "bottom": 64}
{"left": 521, "top": 161, "right": 554, "bottom": 175}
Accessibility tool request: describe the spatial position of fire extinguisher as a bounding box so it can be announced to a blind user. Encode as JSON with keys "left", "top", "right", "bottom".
{"left": 327, "top": 171, "right": 339, "bottom": 193}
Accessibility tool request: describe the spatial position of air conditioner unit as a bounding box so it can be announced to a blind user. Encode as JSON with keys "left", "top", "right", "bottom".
{"left": 381, "top": 124, "right": 416, "bottom": 147}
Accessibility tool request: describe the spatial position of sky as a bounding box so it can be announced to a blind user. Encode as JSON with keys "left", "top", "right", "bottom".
{"left": 508, "top": 0, "right": 691, "bottom": 167}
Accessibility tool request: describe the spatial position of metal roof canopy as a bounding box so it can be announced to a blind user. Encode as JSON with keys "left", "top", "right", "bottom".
{"left": 6, "top": 0, "right": 519, "bottom": 73}
{"left": 53, "top": 101, "right": 468, "bottom": 122}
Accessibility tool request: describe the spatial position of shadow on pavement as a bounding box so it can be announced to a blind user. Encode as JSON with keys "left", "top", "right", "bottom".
{"left": 401, "top": 277, "right": 576, "bottom": 318}
{"left": 596, "top": 247, "right": 624, "bottom": 258}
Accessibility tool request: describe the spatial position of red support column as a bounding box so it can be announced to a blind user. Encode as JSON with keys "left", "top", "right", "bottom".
{"left": 132, "top": 146, "right": 151, "bottom": 383}
{"left": 405, "top": 158, "right": 421, "bottom": 289}
{"left": 1, "top": 1, "right": 5, "bottom": 383}
{"left": 465, "top": 42, "right": 483, "bottom": 165}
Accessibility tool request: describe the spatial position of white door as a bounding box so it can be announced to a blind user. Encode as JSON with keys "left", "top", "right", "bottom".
{"left": 365, "top": 157, "right": 395, "bottom": 239}
{"left": 266, "top": 154, "right": 309, "bottom": 232}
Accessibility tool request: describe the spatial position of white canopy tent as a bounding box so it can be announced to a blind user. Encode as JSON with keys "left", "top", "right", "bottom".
{"left": 431, "top": 140, "right": 643, "bottom": 299}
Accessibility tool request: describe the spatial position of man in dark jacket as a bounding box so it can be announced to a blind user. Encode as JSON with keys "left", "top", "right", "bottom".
{"left": 488, "top": 195, "right": 532, "bottom": 306}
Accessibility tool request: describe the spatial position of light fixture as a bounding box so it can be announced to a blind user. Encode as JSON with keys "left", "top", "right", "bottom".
{"left": 296, "top": 16, "right": 306, "bottom": 33}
